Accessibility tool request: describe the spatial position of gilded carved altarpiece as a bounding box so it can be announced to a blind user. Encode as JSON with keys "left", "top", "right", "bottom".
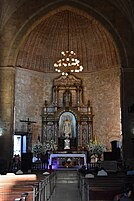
{"left": 41, "top": 74, "right": 93, "bottom": 150}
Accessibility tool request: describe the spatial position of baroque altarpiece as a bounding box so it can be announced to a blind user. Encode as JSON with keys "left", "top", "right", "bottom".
{"left": 41, "top": 74, "right": 93, "bottom": 150}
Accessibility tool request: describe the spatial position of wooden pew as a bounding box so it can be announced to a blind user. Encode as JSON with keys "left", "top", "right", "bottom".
{"left": 88, "top": 186, "right": 121, "bottom": 201}
{"left": 86, "top": 176, "right": 123, "bottom": 201}
{"left": 0, "top": 172, "right": 56, "bottom": 201}
{"left": 78, "top": 173, "right": 134, "bottom": 201}
{"left": 0, "top": 174, "right": 37, "bottom": 201}
{"left": 0, "top": 185, "right": 33, "bottom": 201}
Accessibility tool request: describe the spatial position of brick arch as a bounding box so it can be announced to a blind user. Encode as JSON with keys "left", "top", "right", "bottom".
{"left": 5, "top": 2, "right": 125, "bottom": 71}
{"left": 15, "top": 9, "right": 120, "bottom": 73}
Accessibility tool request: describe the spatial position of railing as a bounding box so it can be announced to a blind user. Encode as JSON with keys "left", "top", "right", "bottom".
{"left": 88, "top": 162, "right": 101, "bottom": 170}
{"left": 32, "top": 161, "right": 101, "bottom": 171}
{"left": 78, "top": 173, "right": 88, "bottom": 201}
{"left": 32, "top": 172, "right": 56, "bottom": 201}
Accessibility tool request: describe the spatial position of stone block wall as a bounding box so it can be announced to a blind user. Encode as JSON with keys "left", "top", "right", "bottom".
{"left": 15, "top": 67, "right": 55, "bottom": 141}
{"left": 15, "top": 67, "right": 121, "bottom": 149}
{"left": 78, "top": 67, "right": 121, "bottom": 149}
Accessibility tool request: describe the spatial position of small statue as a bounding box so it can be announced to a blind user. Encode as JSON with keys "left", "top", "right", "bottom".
{"left": 63, "top": 119, "right": 72, "bottom": 138}
{"left": 64, "top": 137, "right": 70, "bottom": 149}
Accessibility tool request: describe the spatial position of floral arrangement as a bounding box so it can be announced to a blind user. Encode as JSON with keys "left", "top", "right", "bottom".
{"left": 86, "top": 140, "right": 106, "bottom": 158}
{"left": 32, "top": 139, "right": 58, "bottom": 156}
{"left": 45, "top": 139, "right": 58, "bottom": 152}
{"left": 32, "top": 142, "right": 46, "bottom": 155}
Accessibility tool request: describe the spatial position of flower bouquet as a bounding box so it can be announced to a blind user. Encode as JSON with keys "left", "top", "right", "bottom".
{"left": 32, "top": 140, "right": 58, "bottom": 156}
{"left": 86, "top": 140, "right": 106, "bottom": 160}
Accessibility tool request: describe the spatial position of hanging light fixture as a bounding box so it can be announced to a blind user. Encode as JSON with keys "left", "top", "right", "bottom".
{"left": 54, "top": 11, "right": 83, "bottom": 76}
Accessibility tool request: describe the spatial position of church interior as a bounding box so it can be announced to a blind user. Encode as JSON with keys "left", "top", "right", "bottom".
{"left": 0, "top": 0, "right": 134, "bottom": 200}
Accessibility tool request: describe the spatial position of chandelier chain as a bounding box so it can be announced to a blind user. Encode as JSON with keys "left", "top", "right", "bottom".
{"left": 54, "top": 11, "right": 83, "bottom": 76}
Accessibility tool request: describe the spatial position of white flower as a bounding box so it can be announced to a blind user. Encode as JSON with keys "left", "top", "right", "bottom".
{"left": 32, "top": 140, "right": 57, "bottom": 155}
{"left": 32, "top": 142, "right": 45, "bottom": 154}
{"left": 86, "top": 140, "right": 106, "bottom": 156}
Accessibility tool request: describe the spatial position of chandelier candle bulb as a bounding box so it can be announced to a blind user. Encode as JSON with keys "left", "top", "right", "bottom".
{"left": 54, "top": 50, "right": 83, "bottom": 76}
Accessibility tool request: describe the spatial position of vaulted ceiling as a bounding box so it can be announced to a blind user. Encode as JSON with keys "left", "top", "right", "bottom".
{"left": 1, "top": 0, "right": 134, "bottom": 71}
{"left": 16, "top": 10, "right": 119, "bottom": 73}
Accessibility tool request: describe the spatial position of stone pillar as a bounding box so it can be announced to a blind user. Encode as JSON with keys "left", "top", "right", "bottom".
{"left": 121, "top": 68, "right": 134, "bottom": 161}
{"left": 0, "top": 66, "right": 15, "bottom": 167}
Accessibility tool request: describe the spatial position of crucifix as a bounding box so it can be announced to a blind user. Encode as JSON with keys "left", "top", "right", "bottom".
{"left": 20, "top": 118, "right": 36, "bottom": 152}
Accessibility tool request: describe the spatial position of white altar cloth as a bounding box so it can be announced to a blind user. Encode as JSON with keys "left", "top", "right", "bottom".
{"left": 49, "top": 153, "right": 87, "bottom": 166}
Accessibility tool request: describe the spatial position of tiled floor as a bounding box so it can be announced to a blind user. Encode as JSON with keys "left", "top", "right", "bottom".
{"left": 51, "top": 183, "right": 82, "bottom": 201}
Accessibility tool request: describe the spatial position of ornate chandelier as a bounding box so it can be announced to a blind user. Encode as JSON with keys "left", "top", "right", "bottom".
{"left": 54, "top": 50, "right": 83, "bottom": 76}
{"left": 54, "top": 11, "right": 83, "bottom": 76}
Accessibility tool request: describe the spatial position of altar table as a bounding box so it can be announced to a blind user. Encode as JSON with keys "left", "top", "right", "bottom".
{"left": 49, "top": 153, "right": 87, "bottom": 167}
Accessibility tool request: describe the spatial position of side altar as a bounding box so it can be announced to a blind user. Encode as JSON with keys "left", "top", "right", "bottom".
{"left": 41, "top": 74, "right": 94, "bottom": 151}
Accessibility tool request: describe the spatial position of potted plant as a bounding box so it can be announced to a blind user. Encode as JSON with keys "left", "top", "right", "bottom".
{"left": 86, "top": 140, "right": 106, "bottom": 161}
{"left": 32, "top": 140, "right": 58, "bottom": 160}
{"left": 45, "top": 139, "right": 58, "bottom": 152}
{"left": 32, "top": 142, "right": 46, "bottom": 161}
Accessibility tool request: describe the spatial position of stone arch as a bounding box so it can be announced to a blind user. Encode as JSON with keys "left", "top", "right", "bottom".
{"left": 4, "top": 2, "right": 125, "bottom": 70}
{"left": 15, "top": 9, "right": 120, "bottom": 72}
{"left": 56, "top": 107, "right": 79, "bottom": 122}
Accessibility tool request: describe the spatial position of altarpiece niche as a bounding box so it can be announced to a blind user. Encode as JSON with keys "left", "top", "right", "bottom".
{"left": 41, "top": 74, "right": 93, "bottom": 150}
